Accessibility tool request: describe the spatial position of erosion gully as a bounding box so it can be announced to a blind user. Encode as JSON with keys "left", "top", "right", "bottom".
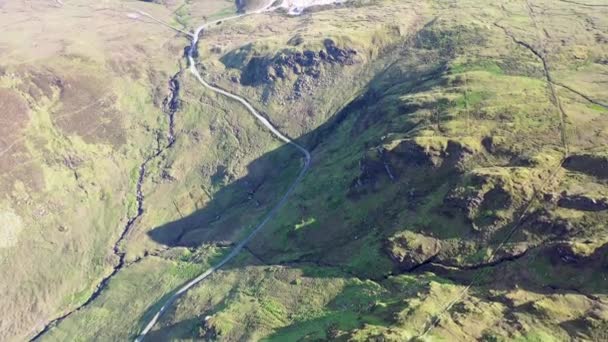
{"left": 30, "top": 72, "right": 182, "bottom": 341}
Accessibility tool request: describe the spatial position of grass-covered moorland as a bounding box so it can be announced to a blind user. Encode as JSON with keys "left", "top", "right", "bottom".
{"left": 0, "top": 0, "right": 607, "bottom": 341}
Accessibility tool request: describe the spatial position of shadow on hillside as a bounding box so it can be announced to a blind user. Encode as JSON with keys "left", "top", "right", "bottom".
{"left": 138, "top": 58, "right": 476, "bottom": 334}
{"left": 146, "top": 133, "right": 299, "bottom": 247}
{"left": 146, "top": 81, "right": 362, "bottom": 248}
{"left": 138, "top": 65, "right": 608, "bottom": 341}
{"left": 147, "top": 52, "right": 453, "bottom": 249}
{"left": 139, "top": 61, "right": 430, "bottom": 338}
{"left": 128, "top": 12, "right": 608, "bottom": 337}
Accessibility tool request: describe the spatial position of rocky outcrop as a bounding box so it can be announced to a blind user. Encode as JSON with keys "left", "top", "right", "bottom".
{"left": 547, "top": 242, "right": 608, "bottom": 267}
{"left": 521, "top": 210, "right": 575, "bottom": 237}
{"left": 563, "top": 154, "right": 608, "bottom": 179}
{"left": 237, "top": 39, "right": 358, "bottom": 86}
{"left": 386, "top": 138, "right": 476, "bottom": 172}
{"left": 353, "top": 152, "right": 387, "bottom": 184}
{"left": 552, "top": 243, "right": 585, "bottom": 264}
{"left": 444, "top": 179, "right": 514, "bottom": 232}
{"left": 348, "top": 138, "right": 478, "bottom": 199}
{"left": 447, "top": 181, "right": 511, "bottom": 210}
{"left": 557, "top": 192, "right": 608, "bottom": 212}
{"left": 321, "top": 39, "right": 358, "bottom": 64}
{"left": 347, "top": 148, "right": 391, "bottom": 199}
{"left": 386, "top": 232, "right": 441, "bottom": 271}
{"left": 199, "top": 315, "right": 220, "bottom": 340}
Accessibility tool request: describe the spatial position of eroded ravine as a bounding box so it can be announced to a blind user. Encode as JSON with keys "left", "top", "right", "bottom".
{"left": 30, "top": 72, "right": 182, "bottom": 341}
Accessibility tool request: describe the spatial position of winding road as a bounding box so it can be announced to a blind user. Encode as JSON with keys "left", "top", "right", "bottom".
{"left": 135, "top": 7, "right": 311, "bottom": 341}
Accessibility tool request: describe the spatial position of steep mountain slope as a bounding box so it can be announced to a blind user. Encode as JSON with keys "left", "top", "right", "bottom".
{"left": 143, "top": 0, "right": 608, "bottom": 340}
{"left": 1, "top": 0, "right": 607, "bottom": 341}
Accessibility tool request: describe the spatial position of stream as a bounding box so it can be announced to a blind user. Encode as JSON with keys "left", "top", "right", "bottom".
{"left": 30, "top": 71, "right": 181, "bottom": 341}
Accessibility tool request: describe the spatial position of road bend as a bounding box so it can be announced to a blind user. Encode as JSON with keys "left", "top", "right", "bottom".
{"left": 135, "top": 7, "right": 311, "bottom": 341}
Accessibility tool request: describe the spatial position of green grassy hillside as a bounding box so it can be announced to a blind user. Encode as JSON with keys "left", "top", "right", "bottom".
{"left": 144, "top": 0, "right": 608, "bottom": 340}
{"left": 0, "top": 0, "right": 239, "bottom": 340}
{"left": 1, "top": 0, "right": 607, "bottom": 341}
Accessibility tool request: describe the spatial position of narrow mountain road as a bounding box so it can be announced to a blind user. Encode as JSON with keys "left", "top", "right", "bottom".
{"left": 135, "top": 8, "right": 311, "bottom": 341}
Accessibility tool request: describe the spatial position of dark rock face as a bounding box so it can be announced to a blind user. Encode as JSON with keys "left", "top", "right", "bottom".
{"left": 238, "top": 39, "right": 357, "bottom": 86}
{"left": 388, "top": 139, "right": 475, "bottom": 172}
{"left": 386, "top": 233, "right": 441, "bottom": 271}
{"left": 547, "top": 242, "right": 608, "bottom": 266}
{"left": 443, "top": 175, "right": 513, "bottom": 232}
{"left": 563, "top": 154, "right": 608, "bottom": 179}
{"left": 444, "top": 183, "right": 485, "bottom": 216}
{"left": 523, "top": 211, "right": 575, "bottom": 237}
{"left": 199, "top": 316, "right": 220, "bottom": 340}
{"left": 558, "top": 192, "right": 608, "bottom": 212}
{"left": 347, "top": 149, "right": 388, "bottom": 199}
{"left": 553, "top": 243, "right": 582, "bottom": 264}
{"left": 357, "top": 154, "right": 388, "bottom": 185}
{"left": 390, "top": 140, "right": 439, "bottom": 168}
{"left": 481, "top": 136, "right": 495, "bottom": 153}
{"left": 322, "top": 39, "right": 358, "bottom": 65}
{"left": 348, "top": 139, "right": 476, "bottom": 199}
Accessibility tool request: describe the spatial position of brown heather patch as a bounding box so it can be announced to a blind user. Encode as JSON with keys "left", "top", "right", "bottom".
{"left": 28, "top": 71, "right": 58, "bottom": 100}
{"left": 146, "top": 68, "right": 169, "bottom": 107}
{"left": 15, "top": 68, "right": 60, "bottom": 103}
{"left": 107, "top": 58, "right": 142, "bottom": 80}
{"left": 0, "top": 88, "right": 44, "bottom": 192}
{"left": 53, "top": 74, "right": 126, "bottom": 147}
{"left": 0, "top": 88, "right": 28, "bottom": 135}
{"left": 0, "top": 144, "right": 45, "bottom": 193}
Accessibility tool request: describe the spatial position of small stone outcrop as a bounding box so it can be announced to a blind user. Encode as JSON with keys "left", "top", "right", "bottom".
{"left": 563, "top": 154, "right": 608, "bottom": 179}
{"left": 443, "top": 174, "right": 514, "bottom": 232}
{"left": 557, "top": 192, "right": 608, "bottom": 212}
{"left": 521, "top": 211, "right": 575, "bottom": 237}
{"left": 386, "top": 231, "right": 441, "bottom": 271}
{"left": 235, "top": 39, "right": 358, "bottom": 86}
{"left": 348, "top": 137, "right": 478, "bottom": 199}
{"left": 546, "top": 242, "right": 608, "bottom": 267}
{"left": 386, "top": 137, "right": 476, "bottom": 172}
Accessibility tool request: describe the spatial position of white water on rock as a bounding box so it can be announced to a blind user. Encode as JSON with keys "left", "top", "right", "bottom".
{"left": 276, "top": 0, "right": 346, "bottom": 15}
